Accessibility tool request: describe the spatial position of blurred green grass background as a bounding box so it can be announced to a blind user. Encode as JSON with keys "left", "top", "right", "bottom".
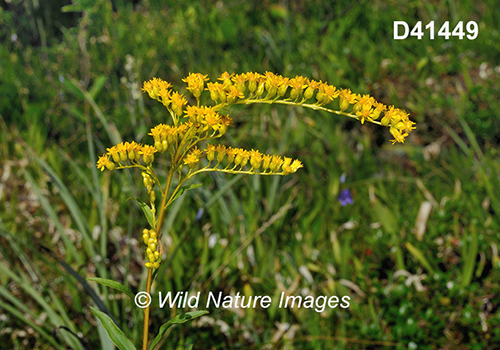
{"left": 1, "top": 0, "right": 500, "bottom": 349}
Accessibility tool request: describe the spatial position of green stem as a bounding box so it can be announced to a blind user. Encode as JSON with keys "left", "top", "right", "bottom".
{"left": 142, "top": 268, "right": 152, "bottom": 350}
{"left": 213, "top": 98, "right": 379, "bottom": 125}
{"left": 142, "top": 165, "right": 176, "bottom": 349}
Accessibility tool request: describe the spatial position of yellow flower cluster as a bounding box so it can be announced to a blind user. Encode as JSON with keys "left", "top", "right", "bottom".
{"left": 381, "top": 106, "right": 416, "bottom": 144}
{"left": 183, "top": 146, "right": 204, "bottom": 168}
{"left": 142, "top": 172, "right": 156, "bottom": 203}
{"left": 182, "top": 73, "right": 209, "bottom": 99}
{"left": 184, "top": 106, "right": 232, "bottom": 136}
{"left": 184, "top": 144, "right": 303, "bottom": 175}
{"left": 141, "top": 78, "right": 187, "bottom": 116}
{"left": 96, "top": 141, "right": 157, "bottom": 171}
{"left": 194, "top": 71, "right": 416, "bottom": 144}
{"left": 149, "top": 123, "right": 190, "bottom": 153}
{"left": 142, "top": 228, "right": 160, "bottom": 269}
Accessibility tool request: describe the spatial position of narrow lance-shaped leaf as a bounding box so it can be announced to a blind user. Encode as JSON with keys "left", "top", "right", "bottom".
{"left": 170, "top": 183, "right": 203, "bottom": 203}
{"left": 87, "top": 277, "right": 135, "bottom": 300}
{"left": 128, "top": 197, "right": 155, "bottom": 228}
{"left": 149, "top": 311, "right": 209, "bottom": 350}
{"left": 90, "top": 307, "right": 137, "bottom": 350}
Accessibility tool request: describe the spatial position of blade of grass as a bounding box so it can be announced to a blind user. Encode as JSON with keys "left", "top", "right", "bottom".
{"left": 404, "top": 242, "right": 435, "bottom": 274}
{"left": 461, "top": 225, "right": 478, "bottom": 288}
{"left": 66, "top": 77, "right": 122, "bottom": 145}
{"left": 23, "top": 144, "right": 108, "bottom": 277}
{"left": 36, "top": 244, "right": 116, "bottom": 324}
{"left": 86, "top": 119, "right": 109, "bottom": 280}
{"left": 0, "top": 262, "right": 83, "bottom": 349}
{"left": 0, "top": 298, "right": 65, "bottom": 349}
{"left": 23, "top": 170, "right": 82, "bottom": 265}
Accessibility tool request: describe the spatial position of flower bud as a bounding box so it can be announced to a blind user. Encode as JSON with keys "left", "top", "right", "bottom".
{"left": 143, "top": 154, "right": 154, "bottom": 165}
{"left": 339, "top": 97, "right": 350, "bottom": 111}
{"left": 111, "top": 153, "right": 120, "bottom": 163}
{"left": 304, "top": 86, "right": 315, "bottom": 100}
{"left": 161, "top": 139, "right": 168, "bottom": 152}
{"left": 248, "top": 80, "right": 257, "bottom": 93}
{"left": 255, "top": 82, "right": 265, "bottom": 97}
{"left": 218, "top": 91, "right": 227, "bottom": 103}
{"left": 277, "top": 84, "right": 288, "bottom": 97}
{"left": 120, "top": 151, "right": 128, "bottom": 162}
{"left": 105, "top": 161, "right": 115, "bottom": 171}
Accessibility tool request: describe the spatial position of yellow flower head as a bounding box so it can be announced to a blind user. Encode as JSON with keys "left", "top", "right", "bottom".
{"left": 290, "top": 159, "right": 303, "bottom": 173}
{"left": 249, "top": 149, "right": 263, "bottom": 169}
{"left": 141, "top": 78, "right": 172, "bottom": 100}
{"left": 232, "top": 73, "right": 248, "bottom": 94}
{"left": 215, "top": 145, "right": 227, "bottom": 162}
{"left": 115, "top": 142, "right": 129, "bottom": 162}
{"left": 338, "top": 88, "right": 357, "bottom": 111}
{"left": 289, "top": 76, "right": 308, "bottom": 100}
{"left": 206, "top": 144, "right": 217, "bottom": 161}
{"left": 106, "top": 145, "right": 121, "bottom": 163}
{"left": 269, "top": 155, "right": 284, "bottom": 172}
{"left": 149, "top": 124, "right": 174, "bottom": 152}
{"left": 371, "top": 101, "right": 387, "bottom": 120}
{"left": 226, "top": 147, "right": 238, "bottom": 165}
{"left": 226, "top": 85, "right": 245, "bottom": 103}
{"left": 262, "top": 154, "right": 272, "bottom": 170}
{"left": 202, "top": 107, "right": 222, "bottom": 131}
{"left": 218, "top": 71, "right": 234, "bottom": 89}
{"left": 182, "top": 73, "right": 209, "bottom": 99}
{"left": 355, "top": 102, "right": 374, "bottom": 124}
{"left": 353, "top": 94, "right": 374, "bottom": 113}
{"left": 390, "top": 127, "right": 407, "bottom": 145}
{"left": 207, "top": 82, "right": 225, "bottom": 103}
{"left": 97, "top": 154, "right": 115, "bottom": 171}
{"left": 316, "top": 83, "right": 339, "bottom": 105}
{"left": 246, "top": 72, "right": 264, "bottom": 93}
{"left": 183, "top": 147, "right": 204, "bottom": 168}
{"left": 264, "top": 71, "right": 282, "bottom": 98}
{"left": 141, "top": 145, "right": 157, "bottom": 165}
{"left": 124, "top": 141, "right": 142, "bottom": 161}
{"left": 170, "top": 92, "right": 187, "bottom": 116}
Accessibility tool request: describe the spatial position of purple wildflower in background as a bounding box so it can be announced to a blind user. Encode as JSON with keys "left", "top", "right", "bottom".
{"left": 195, "top": 208, "right": 204, "bottom": 221}
{"left": 338, "top": 189, "right": 353, "bottom": 206}
{"left": 340, "top": 173, "right": 347, "bottom": 184}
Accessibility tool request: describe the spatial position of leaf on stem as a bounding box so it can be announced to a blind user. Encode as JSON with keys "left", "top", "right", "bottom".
{"left": 170, "top": 183, "right": 203, "bottom": 204}
{"left": 90, "top": 306, "right": 137, "bottom": 350}
{"left": 128, "top": 197, "right": 155, "bottom": 228}
{"left": 87, "top": 277, "right": 135, "bottom": 300}
{"left": 149, "top": 310, "right": 209, "bottom": 350}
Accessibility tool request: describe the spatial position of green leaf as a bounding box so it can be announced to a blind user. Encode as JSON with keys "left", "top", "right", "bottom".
{"left": 372, "top": 201, "right": 397, "bottom": 234}
{"left": 87, "top": 278, "right": 135, "bottom": 300}
{"left": 63, "top": 78, "right": 85, "bottom": 99}
{"left": 89, "top": 76, "right": 107, "bottom": 100}
{"left": 128, "top": 198, "right": 155, "bottom": 228}
{"left": 90, "top": 307, "right": 137, "bottom": 350}
{"left": 149, "top": 311, "right": 208, "bottom": 350}
{"left": 461, "top": 226, "right": 478, "bottom": 288}
{"left": 171, "top": 183, "right": 203, "bottom": 203}
{"left": 61, "top": 0, "right": 96, "bottom": 12}
{"left": 405, "top": 242, "right": 435, "bottom": 274}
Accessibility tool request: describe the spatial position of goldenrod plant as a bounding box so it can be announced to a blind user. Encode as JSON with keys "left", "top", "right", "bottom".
{"left": 91, "top": 71, "right": 415, "bottom": 350}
